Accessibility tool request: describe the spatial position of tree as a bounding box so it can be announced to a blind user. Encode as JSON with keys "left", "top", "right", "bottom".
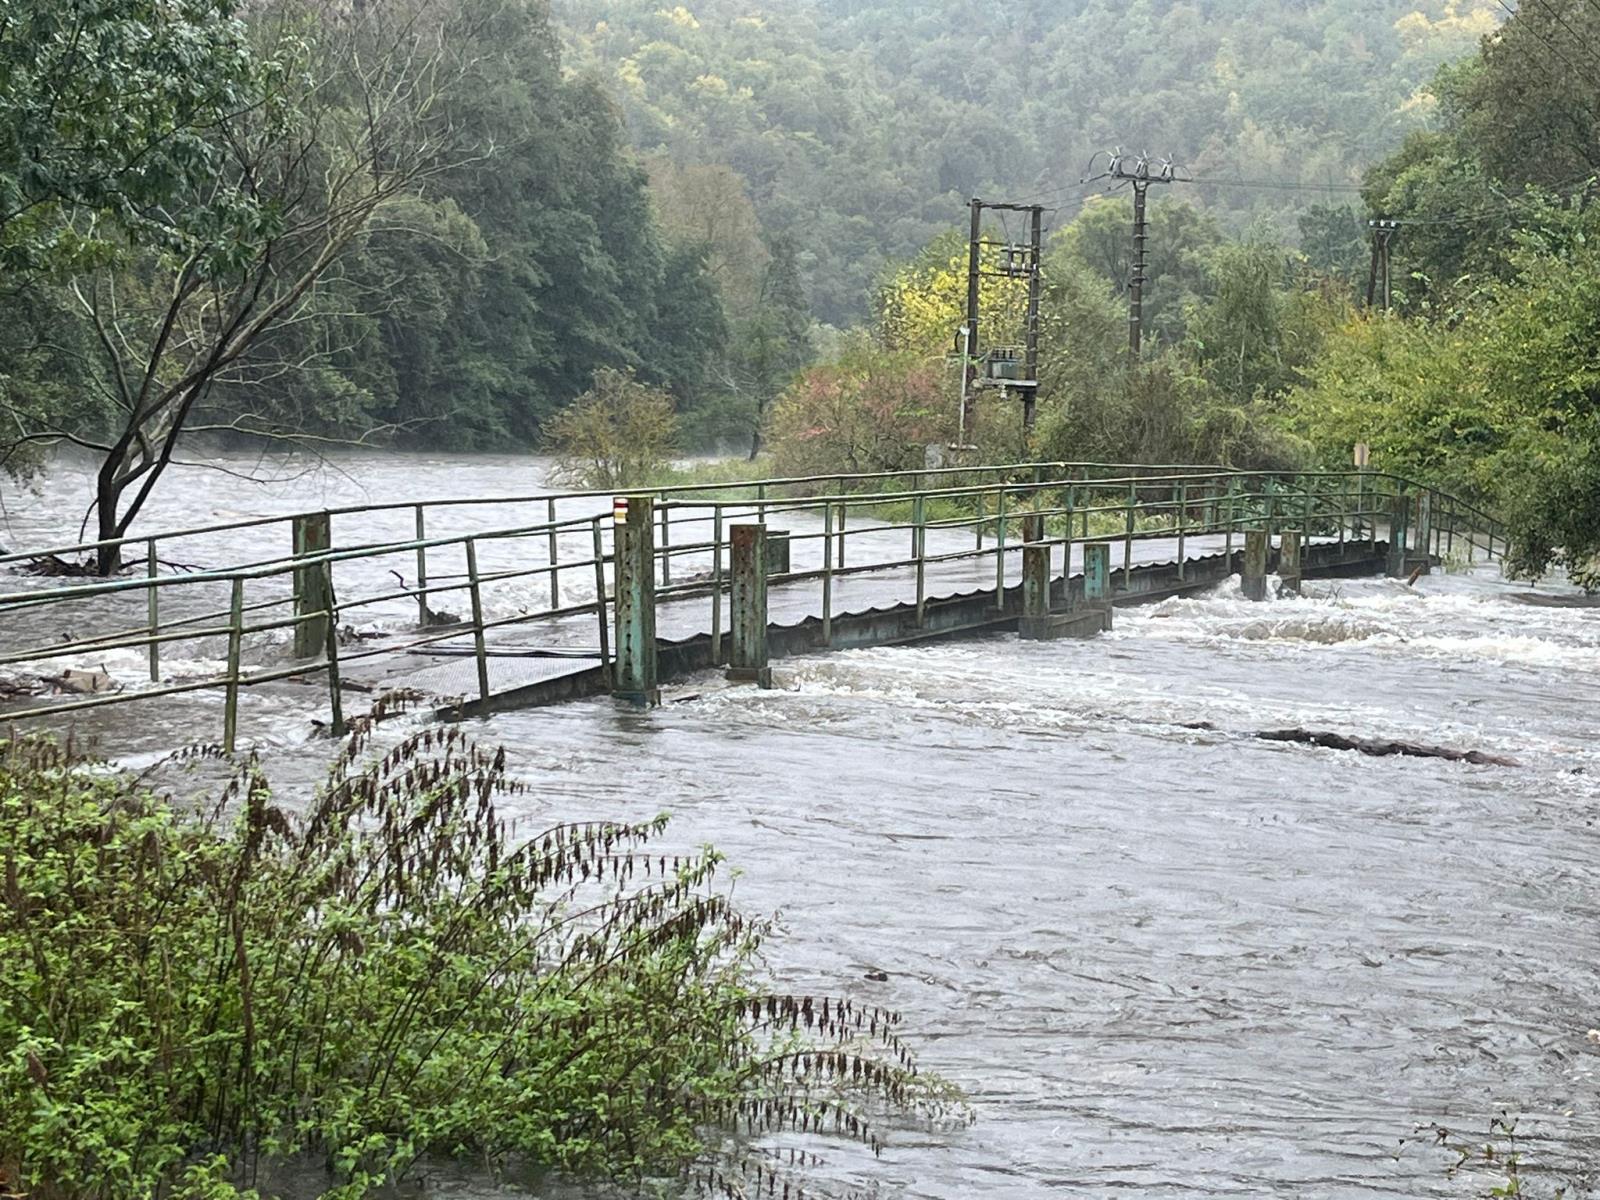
{"left": 544, "top": 366, "right": 679, "bottom": 489}
{"left": 5, "top": 0, "right": 471, "bottom": 573}
{"left": 1058, "top": 195, "right": 1221, "bottom": 346}
{"left": 731, "top": 235, "right": 813, "bottom": 459}
{"left": 765, "top": 340, "right": 947, "bottom": 479}
{"left": 0, "top": 0, "right": 265, "bottom": 277}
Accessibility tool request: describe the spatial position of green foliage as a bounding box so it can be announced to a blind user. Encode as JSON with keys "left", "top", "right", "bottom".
{"left": 1286, "top": 200, "right": 1600, "bottom": 584}
{"left": 545, "top": 366, "right": 680, "bottom": 488}
{"left": 0, "top": 720, "right": 956, "bottom": 1199}
{"left": 561, "top": 0, "right": 1501, "bottom": 325}
{"left": 0, "top": 0, "right": 272, "bottom": 277}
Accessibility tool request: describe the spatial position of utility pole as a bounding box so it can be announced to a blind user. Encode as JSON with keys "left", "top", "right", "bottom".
{"left": 964, "top": 198, "right": 983, "bottom": 442}
{"left": 1366, "top": 219, "right": 1400, "bottom": 313}
{"left": 1084, "top": 150, "right": 1189, "bottom": 358}
{"left": 958, "top": 197, "right": 1046, "bottom": 439}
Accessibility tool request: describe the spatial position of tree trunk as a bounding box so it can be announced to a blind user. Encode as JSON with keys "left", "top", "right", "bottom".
{"left": 94, "top": 461, "right": 123, "bottom": 576}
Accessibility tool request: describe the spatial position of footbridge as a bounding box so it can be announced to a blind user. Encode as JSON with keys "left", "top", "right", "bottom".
{"left": 0, "top": 463, "right": 1505, "bottom": 751}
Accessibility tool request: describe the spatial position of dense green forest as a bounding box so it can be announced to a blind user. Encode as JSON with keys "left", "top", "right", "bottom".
{"left": 7, "top": 0, "right": 1600, "bottom": 581}
{"left": 558, "top": 0, "right": 1499, "bottom": 324}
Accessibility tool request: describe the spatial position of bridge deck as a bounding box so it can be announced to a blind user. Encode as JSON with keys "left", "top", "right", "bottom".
{"left": 339, "top": 519, "right": 1365, "bottom": 711}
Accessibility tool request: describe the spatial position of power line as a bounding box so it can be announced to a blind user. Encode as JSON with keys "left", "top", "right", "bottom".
{"left": 1492, "top": 0, "right": 1600, "bottom": 112}
{"left": 1189, "top": 175, "right": 1366, "bottom": 194}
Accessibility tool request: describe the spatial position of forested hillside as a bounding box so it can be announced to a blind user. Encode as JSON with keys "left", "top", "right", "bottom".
{"left": 557, "top": 0, "right": 1500, "bottom": 323}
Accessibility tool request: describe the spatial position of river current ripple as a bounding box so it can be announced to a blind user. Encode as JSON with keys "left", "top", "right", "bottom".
{"left": 7, "top": 451, "right": 1600, "bottom": 1198}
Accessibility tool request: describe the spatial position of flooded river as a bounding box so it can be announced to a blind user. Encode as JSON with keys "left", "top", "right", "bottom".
{"left": 6, "top": 450, "right": 1600, "bottom": 1197}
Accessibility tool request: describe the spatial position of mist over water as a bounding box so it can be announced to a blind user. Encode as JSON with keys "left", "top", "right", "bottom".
{"left": 8, "top": 451, "right": 1600, "bottom": 1197}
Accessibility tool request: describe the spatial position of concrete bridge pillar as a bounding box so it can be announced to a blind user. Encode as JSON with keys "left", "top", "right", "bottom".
{"left": 613, "top": 495, "right": 660, "bottom": 706}
{"left": 1243, "top": 529, "right": 1269, "bottom": 602}
{"left": 1279, "top": 530, "right": 1303, "bottom": 596}
{"left": 727, "top": 524, "right": 773, "bottom": 688}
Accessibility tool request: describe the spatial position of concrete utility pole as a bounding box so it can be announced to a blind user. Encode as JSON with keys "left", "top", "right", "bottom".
{"left": 1084, "top": 150, "right": 1189, "bottom": 358}
{"left": 1366, "top": 219, "right": 1400, "bottom": 313}
{"left": 960, "top": 197, "right": 1046, "bottom": 437}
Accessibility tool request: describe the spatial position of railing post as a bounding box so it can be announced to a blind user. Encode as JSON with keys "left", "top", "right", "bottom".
{"left": 1416, "top": 490, "right": 1433, "bottom": 561}
{"left": 728, "top": 524, "right": 772, "bottom": 688}
{"left": 994, "top": 484, "right": 1008, "bottom": 607}
{"left": 974, "top": 489, "right": 985, "bottom": 551}
{"left": 1224, "top": 476, "right": 1236, "bottom": 561}
{"left": 711, "top": 506, "right": 724, "bottom": 663}
{"left": 659, "top": 503, "right": 672, "bottom": 587}
{"left": 613, "top": 495, "right": 660, "bottom": 706}
{"left": 323, "top": 562, "right": 344, "bottom": 737}
{"left": 1123, "top": 481, "right": 1136, "bottom": 588}
{"left": 223, "top": 577, "right": 243, "bottom": 753}
{"left": 822, "top": 502, "right": 834, "bottom": 645}
{"left": 1176, "top": 483, "right": 1187, "bottom": 581}
{"left": 1280, "top": 529, "right": 1303, "bottom": 596}
{"left": 591, "top": 518, "right": 611, "bottom": 687}
{"left": 914, "top": 494, "right": 928, "bottom": 627}
{"left": 465, "top": 537, "right": 490, "bottom": 708}
{"left": 547, "top": 498, "right": 561, "bottom": 609}
{"left": 292, "top": 511, "right": 332, "bottom": 659}
{"left": 836, "top": 501, "right": 847, "bottom": 568}
{"left": 1243, "top": 529, "right": 1269, "bottom": 602}
{"left": 146, "top": 539, "right": 160, "bottom": 682}
{"left": 414, "top": 505, "right": 430, "bottom": 627}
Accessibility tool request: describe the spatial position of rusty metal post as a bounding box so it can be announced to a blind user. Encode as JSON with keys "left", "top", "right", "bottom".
{"left": 292, "top": 511, "right": 332, "bottom": 659}
{"left": 727, "top": 524, "right": 772, "bottom": 688}
{"left": 1243, "top": 529, "right": 1269, "bottom": 602}
{"left": 613, "top": 495, "right": 660, "bottom": 706}
{"left": 822, "top": 502, "right": 834, "bottom": 645}
{"left": 659, "top": 503, "right": 672, "bottom": 586}
{"left": 323, "top": 562, "right": 344, "bottom": 736}
{"left": 1416, "top": 489, "right": 1433, "bottom": 561}
{"left": 223, "top": 577, "right": 243, "bottom": 753}
{"left": 414, "top": 505, "right": 430, "bottom": 626}
{"left": 591, "top": 518, "right": 611, "bottom": 686}
{"left": 146, "top": 539, "right": 160, "bottom": 682}
{"left": 465, "top": 538, "right": 490, "bottom": 707}
{"left": 711, "top": 507, "right": 724, "bottom": 662}
{"left": 914, "top": 495, "right": 928, "bottom": 626}
{"left": 1280, "top": 529, "right": 1303, "bottom": 596}
{"left": 994, "top": 484, "right": 1008, "bottom": 608}
{"left": 547, "top": 498, "right": 560, "bottom": 609}
{"left": 1176, "top": 483, "right": 1187, "bottom": 581}
{"left": 1123, "top": 481, "right": 1136, "bottom": 588}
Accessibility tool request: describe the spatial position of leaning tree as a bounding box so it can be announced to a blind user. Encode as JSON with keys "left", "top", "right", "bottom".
{"left": 4, "top": 0, "right": 477, "bottom": 573}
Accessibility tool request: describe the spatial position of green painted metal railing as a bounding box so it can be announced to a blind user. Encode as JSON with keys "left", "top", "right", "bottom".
{"left": 0, "top": 463, "right": 1506, "bottom": 750}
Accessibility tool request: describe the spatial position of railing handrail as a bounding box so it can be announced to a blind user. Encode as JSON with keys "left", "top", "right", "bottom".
{"left": 0, "top": 459, "right": 1344, "bottom": 569}
{"left": 0, "top": 462, "right": 1506, "bottom": 748}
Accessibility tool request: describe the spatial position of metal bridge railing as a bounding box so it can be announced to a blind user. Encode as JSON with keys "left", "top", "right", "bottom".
{"left": 0, "top": 465, "right": 1506, "bottom": 750}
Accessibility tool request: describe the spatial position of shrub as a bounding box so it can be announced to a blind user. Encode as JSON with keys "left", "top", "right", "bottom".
{"left": 0, "top": 713, "right": 958, "bottom": 1199}
{"left": 544, "top": 367, "right": 679, "bottom": 490}
{"left": 765, "top": 342, "right": 952, "bottom": 481}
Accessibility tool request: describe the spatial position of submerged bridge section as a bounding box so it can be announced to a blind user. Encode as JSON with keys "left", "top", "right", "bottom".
{"left": 0, "top": 463, "right": 1504, "bottom": 751}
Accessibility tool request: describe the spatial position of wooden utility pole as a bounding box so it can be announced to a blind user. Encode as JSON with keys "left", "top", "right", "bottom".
{"left": 1366, "top": 219, "right": 1400, "bottom": 313}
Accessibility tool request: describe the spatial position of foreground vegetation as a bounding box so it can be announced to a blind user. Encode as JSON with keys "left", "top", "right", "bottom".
{"left": 0, "top": 710, "right": 956, "bottom": 1199}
